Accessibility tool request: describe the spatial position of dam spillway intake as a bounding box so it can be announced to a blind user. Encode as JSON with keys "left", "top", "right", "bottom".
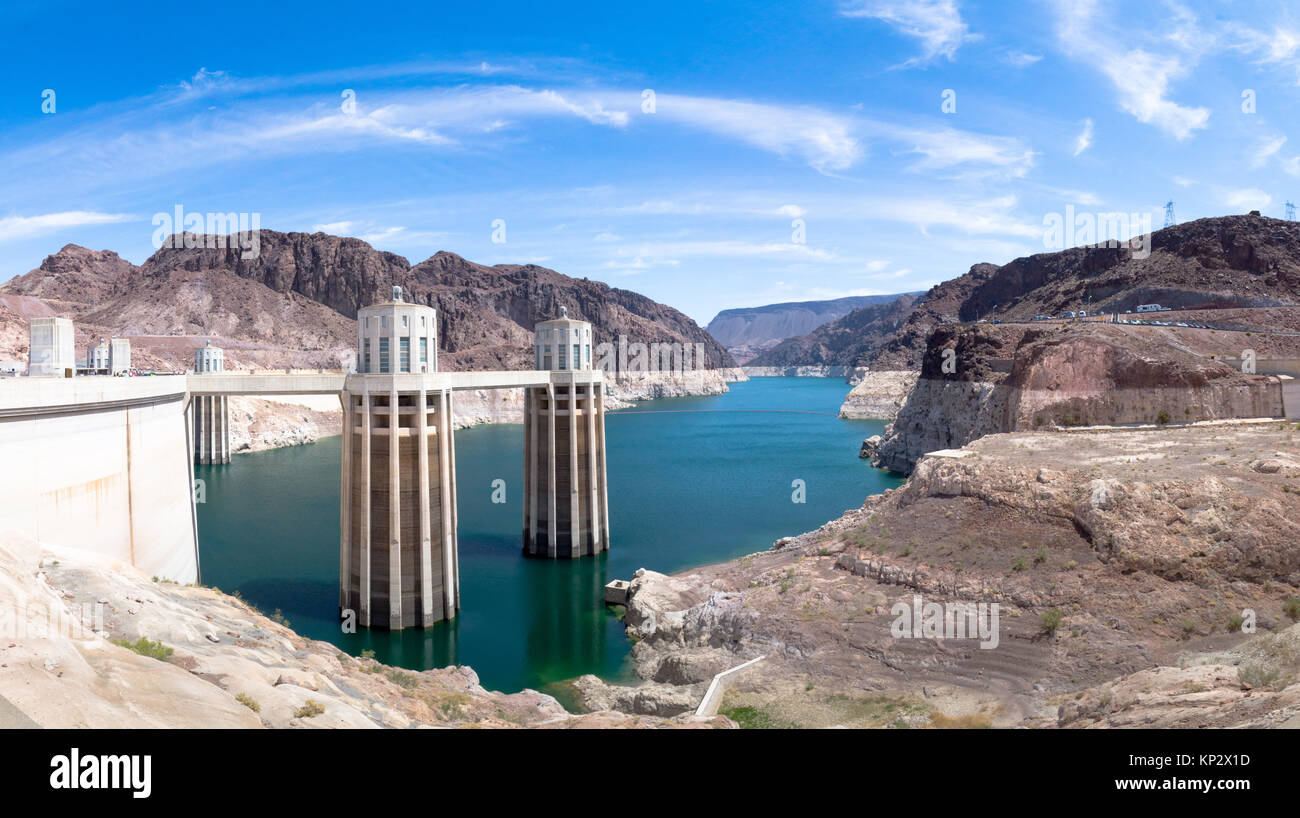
{"left": 193, "top": 342, "right": 230, "bottom": 464}
{"left": 522, "top": 309, "right": 610, "bottom": 558}
{"left": 339, "top": 380, "right": 460, "bottom": 629}
{"left": 339, "top": 289, "right": 456, "bottom": 629}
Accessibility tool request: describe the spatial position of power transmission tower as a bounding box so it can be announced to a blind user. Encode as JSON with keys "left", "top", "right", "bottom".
{"left": 1287, "top": 201, "right": 1297, "bottom": 221}
{"left": 1164, "top": 201, "right": 1176, "bottom": 229}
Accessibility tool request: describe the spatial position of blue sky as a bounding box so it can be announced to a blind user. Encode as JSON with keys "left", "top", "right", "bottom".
{"left": 1, "top": 0, "right": 1298, "bottom": 323}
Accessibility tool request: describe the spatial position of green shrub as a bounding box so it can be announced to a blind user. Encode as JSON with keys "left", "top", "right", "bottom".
{"left": 1239, "top": 663, "right": 1279, "bottom": 688}
{"left": 1157, "top": 410, "right": 1171, "bottom": 425}
{"left": 1041, "top": 608, "right": 1064, "bottom": 635}
{"left": 1228, "top": 614, "right": 1244, "bottom": 632}
{"left": 294, "top": 699, "right": 325, "bottom": 719}
{"left": 113, "top": 637, "right": 173, "bottom": 661}
{"left": 1012, "top": 557, "right": 1026, "bottom": 572}
{"left": 1284, "top": 598, "right": 1300, "bottom": 622}
{"left": 1033, "top": 547, "right": 1047, "bottom": 566}
{"left": 235, "top": 693, "right": 261, "bottom": 713}
{"left": 386, "top": 669, "right": 420, "bottom": 689}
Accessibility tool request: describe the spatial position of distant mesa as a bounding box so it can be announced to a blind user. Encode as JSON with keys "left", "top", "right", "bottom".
{"left": 706, "top": 292, "right": 921, "bottom": 364}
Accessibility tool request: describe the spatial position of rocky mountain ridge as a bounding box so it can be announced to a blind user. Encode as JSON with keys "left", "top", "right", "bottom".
{"left": 1, "top": 231, "right": 736, "bottom": 374}
{"left": 750, "top": 214, "right": 1300, "bottom": 370}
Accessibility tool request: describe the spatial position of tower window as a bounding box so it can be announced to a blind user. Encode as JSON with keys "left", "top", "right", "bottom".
{"left": 379, "top": 337, "right": 390, "bottom": 373}
{"left": 400, "top": 337, "right": 410, "bottom": 372}
{"left": 364, "top": 339, "right": 372, "bottom": 373}
{"left": 420, "top": 337, "right": 428, "bottom": 364}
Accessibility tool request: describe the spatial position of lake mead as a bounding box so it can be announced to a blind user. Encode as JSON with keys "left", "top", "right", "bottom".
{"left": 195, "top": 376, "right": 902, "bottom": 693}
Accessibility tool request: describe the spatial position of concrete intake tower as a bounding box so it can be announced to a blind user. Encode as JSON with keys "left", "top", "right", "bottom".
{"left": 339, "top": 287, "right": 457, "bottom": 629}
{"left": 522, "top": 307, "right": 610, "bottom": 558}
{"left": 193, "top": 341, "right": 230, "bottom": 464}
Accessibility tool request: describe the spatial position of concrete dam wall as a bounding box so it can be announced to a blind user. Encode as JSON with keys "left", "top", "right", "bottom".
{"left": 0, "top": 377, "right": 198, "bottom": 583}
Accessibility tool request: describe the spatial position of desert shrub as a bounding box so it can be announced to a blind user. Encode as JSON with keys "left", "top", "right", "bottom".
{"left": 235, "top": 693, "right": 261, "bottom": 713}
{"left": 1041, "top": 608, "right": 1064, "bottom": 634}
{"left": 114, "top": 637, "right": 173, "bottom": 661}
{"left": 294, "top": 699, "right": 325, "bottom": 719}
{"left": 1284, "top": 597, "right": 1300, "bottom": 622}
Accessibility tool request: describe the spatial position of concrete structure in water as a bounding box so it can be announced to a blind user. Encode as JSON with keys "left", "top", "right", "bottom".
{"left": 28, "top": 317, "right": 76, "bottom": 377}
{"left": 340, "top": 287, "right": 458, "bottom": 629}
{"left": 522, "top": 307, "right": 610, "bottom": 558}
{"left": 192, "top": 342, "right": 230, "bottom": 464}
{"left": 0, "top": 293, "right": 614, "bottom": 632}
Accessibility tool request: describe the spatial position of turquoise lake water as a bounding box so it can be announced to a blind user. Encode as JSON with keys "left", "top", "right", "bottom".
{"left": 195, "top": 377, "right": 901, "bottom": 693}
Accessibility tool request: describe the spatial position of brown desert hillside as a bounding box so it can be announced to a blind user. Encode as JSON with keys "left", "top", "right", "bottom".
{"left": 0, "top": 230, "right": 735, "bottom": 373}
{"left": 752, "top": 214, "right": 1300, "bottom": 370}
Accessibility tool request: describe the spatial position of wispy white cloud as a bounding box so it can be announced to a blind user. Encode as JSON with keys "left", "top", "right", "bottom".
{"left": 1051, "top": 0, "right": 1209, "bottom": 140}
{"left": 604, "top": 240, "right": 838, "bottom": 263}
{"left": 0, "top": 211, "right": 135, "bottom": 243}
{"left": 1222, "top": 188, "right": 1272, "bottom": 211}
{"left": 653, "top": 94, "right": 861, "bottom": 173}
{"left": 840, "top": 0, "right": 974, "bottom": 66}
{"left": 312, "top": 221, "right": 354, "bottom": 233}
{"left": 855, "top": 194, "right": 1042, "bottom": 238}
{"left": 1073, "top": 118, "right": 1094, "bottom": 156}
{"left": 881, "top": 124, "right": 1035, "bottom": 178}
{"left": 1002, "top": 50, "right": 1043, "bottom": 68}
{"left": 1226, "top": 23, "right": 1300, "bottom": 84}
{"left": 1249, "top": 135, "right": 1287, "bottom": 168}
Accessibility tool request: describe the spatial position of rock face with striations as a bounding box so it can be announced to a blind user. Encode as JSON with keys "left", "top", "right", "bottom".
{"left": 873, "top": 323, "right": 1285, "bottom": 474}
{"left": 837, "top": 370, "right": 919, "bottom": 419}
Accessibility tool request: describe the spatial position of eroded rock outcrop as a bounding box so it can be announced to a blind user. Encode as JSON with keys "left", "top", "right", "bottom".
{"left": 597, "top": 422, "right": 1300, "bottom": 728}
{"left": 838, "top": 370, "right": 919, "bottom": 420}
{"left": 0, "top": 534, "right": 728, "bottom": 729}
{"left": 874, "top": 323, "right": 1285, "bottom": 473}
